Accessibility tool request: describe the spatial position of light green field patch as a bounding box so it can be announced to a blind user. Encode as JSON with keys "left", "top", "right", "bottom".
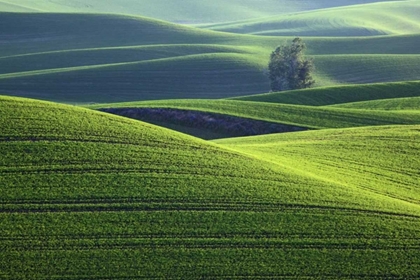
{"left": 330, "top": 96, "right": 420, "bottom": 110}
{"left": 215, "top": 125, "right": 420, "bottom": 208}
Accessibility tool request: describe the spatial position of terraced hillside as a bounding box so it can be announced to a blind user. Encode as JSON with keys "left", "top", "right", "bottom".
{"left": 2, "top": 95, "right": 420, "bottom": 278}
{"left": 1, "top": 11, "right": 420, "bottom": 102}
{"left": 0, "top": 0, "right": 401, "bottom": 23}
{"left": 201, "top": 1, "right": 420, "bottom": 36}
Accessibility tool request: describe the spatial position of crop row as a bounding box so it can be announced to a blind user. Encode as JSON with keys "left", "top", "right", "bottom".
{"left": 2, "top": 210, "right": 419, "bottom": 240}
{"left": 3, "top": 237, "right": 419, "bottom": 251}
{"left": 2, "top": 247, "right": 420, "bottom": 279}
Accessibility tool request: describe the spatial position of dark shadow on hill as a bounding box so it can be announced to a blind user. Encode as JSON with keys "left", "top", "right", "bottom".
{"left": 100, "top": 108, "right": 309, "bottom": 140}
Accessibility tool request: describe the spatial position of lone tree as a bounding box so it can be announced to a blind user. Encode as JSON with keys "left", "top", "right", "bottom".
{"left": 268, "top": 37, "right": 315, "bottom": 92}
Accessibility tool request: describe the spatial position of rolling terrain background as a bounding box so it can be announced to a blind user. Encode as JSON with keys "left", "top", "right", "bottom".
{"left": 0, "top": 0, "right": 420, "bottom": 102}
{"left": 0, "top": 0, "right": 404, "bottom": 23}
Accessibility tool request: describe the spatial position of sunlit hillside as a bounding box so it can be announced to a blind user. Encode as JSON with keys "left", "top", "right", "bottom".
{"left": 1, "top": 95, "right": 420, "bottom": 278}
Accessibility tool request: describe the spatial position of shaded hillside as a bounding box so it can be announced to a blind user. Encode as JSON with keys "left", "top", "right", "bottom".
{"left": 331, "top": 96, "right": 420, "bottom": 110}
{"left": 1, "top": 12, "right": 420, "bottom": 102}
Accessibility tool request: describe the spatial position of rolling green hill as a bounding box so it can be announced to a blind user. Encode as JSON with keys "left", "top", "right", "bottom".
{"left": 0, "top": 0, "right": 402, "bottom": 23}
{"left": 0, "top": 53, "right": 268, "bottom": 102}
{"left": 2, "top": 95, "right": 420, "bottom": 278}
{"left": 331, "top": 96, "right": 420, "bottom": 110}
{"left": 234, "top": 81, "right": 420, "bottom": 106}
{"left": 1, "top": 11, "right": 420, "bottom": 102}
{"left": 214, "top": 125, "right": 420, "bottom": 210}
{"left": 2, "top": 1, "right": 420, "bottom": 278}
{"left": 200, "top": 1, "right": 420, "bottom": 36}
{"left": 0, "top": 13, "right": 237, "bottom": 56}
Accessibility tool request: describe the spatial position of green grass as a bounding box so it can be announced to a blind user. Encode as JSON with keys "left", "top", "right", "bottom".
{"left": 2, "top": 95, "right": 420, "bottom": 278}
{"left": 89, "top": 99, "right": 420, "bottom": 129}
{"left": 2, "top": 2, "right": 420, "bottom": 278}
{"left": 331, "top": 96, "right": 420, "bottom": 110}
{"left": 200, "top": 1, "right": 420, "bottom": 36}
{"left": 215, "top": 124, "right": 420, "bottom": 210}
{"left": 234, "top": 81, "right": 420, "bottom": 106}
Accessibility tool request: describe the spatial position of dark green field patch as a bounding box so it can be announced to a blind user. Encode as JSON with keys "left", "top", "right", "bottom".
{"left": 100, "top": 107, "right": 307, "bottom": 139}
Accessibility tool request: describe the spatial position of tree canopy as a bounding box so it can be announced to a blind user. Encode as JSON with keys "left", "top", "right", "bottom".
{"left": 268, "top": 37, "right": 315, "bottom": 92}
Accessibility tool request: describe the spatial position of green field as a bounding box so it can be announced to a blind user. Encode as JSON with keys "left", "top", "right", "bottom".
{"left": 1, "top": 1, "right": 420, "bottom": 278}
{"left": 215, "top": 125, "right": 420, "bottom": 207}
{"left": 332, "top": 96, "right": 420, "bottom": 110}
{"left": 1, "top": 11, "right": 420, "bottom": 102}
{"left": 1, "top": 95, "right": 420, "bottom": 278}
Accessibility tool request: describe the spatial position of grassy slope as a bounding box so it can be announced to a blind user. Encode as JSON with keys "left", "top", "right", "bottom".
{"left": 1, "top": 12, "right": 420, "bottom": 102}
{"left": 331, "top": 96, "right": 420, "bottom": 110}
{"left": 89, "top": 99, "right": 420, "bottom": 129}
{"left": 234, "top": 81, "right": 420, "bottom": 106}
{"left": 0, "top": 0, "right": 401, "bottom": 23}
{"left": 2, "top": 96, "right": 420, "bottom": 278}
{"left": 215, "top": 125, "right": 420, "bottom": 212}
{"left": 201, "top": 1, "right": 420, "bottom": 36}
